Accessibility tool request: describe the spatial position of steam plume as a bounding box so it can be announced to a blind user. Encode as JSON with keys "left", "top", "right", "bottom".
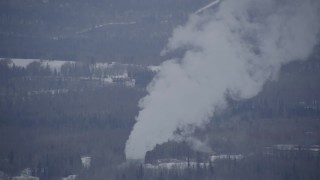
{"left": 126, "top": 0, "right": 320, "bottom": 160}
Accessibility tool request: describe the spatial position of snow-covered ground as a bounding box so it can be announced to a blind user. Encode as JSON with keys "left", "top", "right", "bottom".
{"left": 210, "top": 154, "right": 243, "bottom": 162}
{"left": 147, "top": 65, "right": 161, "bottom": 72}
{"left": 81, "top": 156, "right": 91, "bottom": 169}
{"left": 272, "top": 144, "right": 320, "bottom": 152}
{"left": 12, "top": 168, "right": 39, "bottom": 180}
{"left": 1, "top": 58, "right": 159, "bottom": 89}
{"left": 2, "top": 58, "right": 74, "bottom": 73}
{"left": 28, "top": 89, "right": 69, "bottom": 95}
{"left": 1, "top": 57, "right": 159, "bottom": 74}
{"left": 6, "top": 58, "right": 38, "bottom": 68}
{"left": 143, "top": 145, "right": 320, "bottom": 170}
{"left": 144, "top": 154, "right": 244, "bottom": 169}
{"left": 145, "top": 160, "right": 208, "bottom": 169}
{"left": 62, "top": 175, "right": 77, "bottom": 180}
{"left": 1, "top": 58, "right": 116, "bottom": 73}
{"left": 195, "top": 0, "right": 221, "bottom": 14}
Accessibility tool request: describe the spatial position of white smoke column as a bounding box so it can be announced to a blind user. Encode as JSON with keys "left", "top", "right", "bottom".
{"left": 126, "top": 0, "right": 320, "bottom": 160}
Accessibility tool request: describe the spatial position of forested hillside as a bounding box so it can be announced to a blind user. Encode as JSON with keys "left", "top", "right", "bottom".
{"left": 0, "top": 0, "right": 211, "bottom": 65}
{"left": 1, "top": 0, "right": 320, "bottom": 179}
{"left": 0, "top": 52, "right": 319, "bottom": 179}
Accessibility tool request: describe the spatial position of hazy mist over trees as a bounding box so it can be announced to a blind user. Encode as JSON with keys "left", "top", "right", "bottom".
{"left": 0, "top": 0, "right": 320, "bottom": 180}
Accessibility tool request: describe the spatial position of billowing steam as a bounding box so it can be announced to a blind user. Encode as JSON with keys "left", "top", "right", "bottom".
{"left": 126, "top": 0, "right": 320, "bottom": 160}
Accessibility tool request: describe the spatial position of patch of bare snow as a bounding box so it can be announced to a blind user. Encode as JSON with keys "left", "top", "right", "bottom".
{"left": 81, "top": 156, "right": 91, "bottom": 169}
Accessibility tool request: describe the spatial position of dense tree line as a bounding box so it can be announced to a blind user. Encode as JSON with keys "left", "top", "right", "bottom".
{"left": 0, "top": 53, "right": 320, "bottom": 179}
{"left": 114, "top": 149, "right": 320, "bottom": 180}
{"left": 0, "top": 60, "right": 151, "bottom": 179}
